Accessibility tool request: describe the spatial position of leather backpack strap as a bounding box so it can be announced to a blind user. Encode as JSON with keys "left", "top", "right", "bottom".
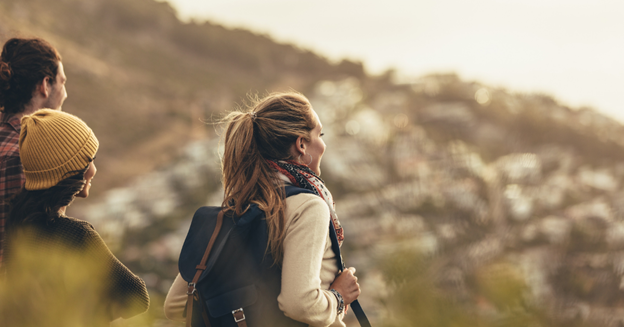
{"left": 350, "top": 301, "right": 371, "bottom": 327}
{"left": 328, "top": 220, "right": 372, "bottom": 327}
{"left": 185, "top": 292, "right": 194, "bottom": 327}
{"left": 186, "top": 210, "right": 225, "bottom": 327}
{"left": 233, "top": 308, "right": 248, "bottom": 327}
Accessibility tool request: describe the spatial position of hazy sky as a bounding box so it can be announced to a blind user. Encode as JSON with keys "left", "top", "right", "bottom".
{"left": 164, "top": 0, "right": 624, "bottom": 122}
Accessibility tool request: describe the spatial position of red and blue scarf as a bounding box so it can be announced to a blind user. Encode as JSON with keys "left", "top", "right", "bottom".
{"left": 267, "top": 160, "right": 344, "bottom": 246}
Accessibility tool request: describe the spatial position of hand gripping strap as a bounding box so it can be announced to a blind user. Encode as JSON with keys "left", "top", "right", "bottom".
{"left": 186, "top": 210, "right": 224, "bottom": 327}
{"left": 329, "top": 219, "right": 372, "bottom": 327}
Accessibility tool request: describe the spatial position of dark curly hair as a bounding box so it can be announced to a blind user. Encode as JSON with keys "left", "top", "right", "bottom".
{"left": 7, "top": 165, "right": 88, "bottom": 229}
{"left": 0, "top": 38, "right": 61, "bottom": 114}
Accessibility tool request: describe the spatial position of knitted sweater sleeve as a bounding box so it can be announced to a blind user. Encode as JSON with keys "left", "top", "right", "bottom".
{"left": 84, "top": 228, "right": 150, "bottom": 319}
{"left": 278, "top": 194, "right": 339, "bottom": 327}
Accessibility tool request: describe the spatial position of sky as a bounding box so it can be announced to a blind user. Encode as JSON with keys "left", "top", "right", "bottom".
{"left": 163, "top": 0, "right": 624, "bottom": 123}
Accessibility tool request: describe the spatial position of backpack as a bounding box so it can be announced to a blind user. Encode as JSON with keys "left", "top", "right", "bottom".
{"left": 178, "top": 186, "right": 371, "bottom": 327}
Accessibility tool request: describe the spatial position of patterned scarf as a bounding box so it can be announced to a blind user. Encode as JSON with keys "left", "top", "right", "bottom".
{"left": 267, "top": 160, "right": 344, "bottom": 246}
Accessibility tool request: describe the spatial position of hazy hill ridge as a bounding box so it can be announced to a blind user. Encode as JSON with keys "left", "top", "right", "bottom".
{"left": 3, "top": 0, "right": 624, "bottom": 326}
{"left": 0, "top": 0, "right": 364, "bottom": 190}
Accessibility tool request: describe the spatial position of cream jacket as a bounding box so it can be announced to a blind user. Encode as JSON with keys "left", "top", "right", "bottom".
{"left": 164, "top": 193, "right": 345, "bottom": 327}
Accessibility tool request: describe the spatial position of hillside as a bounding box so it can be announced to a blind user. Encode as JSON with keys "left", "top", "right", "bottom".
{"left": 0, "top": 0, "right": 364, "bottom": 191}
{"left": 75, "top": 72, "right": 624, "bottom": 326}
{"left": 4, "top": 1, "right": 624, "bottom": 327}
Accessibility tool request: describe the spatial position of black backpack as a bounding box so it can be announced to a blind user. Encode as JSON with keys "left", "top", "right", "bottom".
{"left": 178, "top": 186, "right": 371, "bottom": 327}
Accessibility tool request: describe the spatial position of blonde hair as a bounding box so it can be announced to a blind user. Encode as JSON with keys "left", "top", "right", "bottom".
{"left": 220, "top": 92, "right": 316, "bottom": 264}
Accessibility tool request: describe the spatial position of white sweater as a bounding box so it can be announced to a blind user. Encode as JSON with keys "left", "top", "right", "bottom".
{"left": 164, "top": 193, "right": 346, "bottom": 327}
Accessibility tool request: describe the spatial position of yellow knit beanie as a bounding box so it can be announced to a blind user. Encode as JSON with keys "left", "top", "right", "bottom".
{"left": 19, "top": 109, "right": 99, "bottom": 190}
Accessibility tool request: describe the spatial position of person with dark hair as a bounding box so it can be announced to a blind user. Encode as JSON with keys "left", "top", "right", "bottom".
{"left": 164, "top": 92, "right": 360, "bottom": 326}
{"left": 1, "top": 109, "right": 149, "bottom": 326}
{"left": 0, "top": 37, "right": 67, "bottom": 265}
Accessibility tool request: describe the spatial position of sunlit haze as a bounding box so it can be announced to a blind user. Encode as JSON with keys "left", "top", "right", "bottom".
{"left": 164, "top": 0, "right": 624, "bottom": 123}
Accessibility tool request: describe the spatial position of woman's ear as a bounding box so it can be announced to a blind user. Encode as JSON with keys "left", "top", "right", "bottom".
{"left": 295, "top": 136, "right": 306, "bottom": 154}
{"left": 290, "top": 136, "right": 306, "bottom": 158}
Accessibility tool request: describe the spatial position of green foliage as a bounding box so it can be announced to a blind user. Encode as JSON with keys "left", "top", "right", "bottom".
{"left": 378, "top": 250, "right": 590, "bottom": 327}
{"left": 379, "top": 250, "right": 485, "bottom": 327}
{"left": 1, "top": 229, "right": 112, "bottom": 327}
{"left": 475, "top": 262, "right": 526, "bottom": 310}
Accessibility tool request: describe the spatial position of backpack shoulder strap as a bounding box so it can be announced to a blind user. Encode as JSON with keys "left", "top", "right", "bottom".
{"left": 186, "top": 210, "right": 224, "bottom": 327}
{"left": 328, "top": 210, "right": 372, "bottom": 327}
{"left": 284, "top": 185, "right": 314, "bottom": 197}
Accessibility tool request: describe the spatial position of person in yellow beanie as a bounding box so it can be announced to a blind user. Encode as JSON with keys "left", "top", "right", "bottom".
{"left": 0, "top": 109, "right": 149, "bottom": 326}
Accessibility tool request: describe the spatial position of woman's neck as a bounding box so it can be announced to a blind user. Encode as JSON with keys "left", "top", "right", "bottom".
{"left": 58, "top": 206, "right": 67, "bottom": 216}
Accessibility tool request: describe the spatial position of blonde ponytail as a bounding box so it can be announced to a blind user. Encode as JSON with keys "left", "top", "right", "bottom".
{"left": 220, "top": 92, "right": 316, "bottom": 264}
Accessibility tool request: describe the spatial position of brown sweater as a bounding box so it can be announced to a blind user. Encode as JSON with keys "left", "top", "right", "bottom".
{"left": 3, "top": 216, "right": 149, "bottom": 325}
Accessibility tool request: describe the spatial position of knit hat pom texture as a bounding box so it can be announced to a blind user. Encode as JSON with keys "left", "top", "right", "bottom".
{"left": 19, "top": 109, "right": 99, "bottom": 190}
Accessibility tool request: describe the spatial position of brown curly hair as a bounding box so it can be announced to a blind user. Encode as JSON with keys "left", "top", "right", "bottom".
{"left": 0, "top": 38, "right": 61, "bottom": 114}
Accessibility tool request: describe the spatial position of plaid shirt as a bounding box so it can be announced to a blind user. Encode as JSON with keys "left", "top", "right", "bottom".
{"left": 0, "top": 112, "right": 25, "bottom": 266}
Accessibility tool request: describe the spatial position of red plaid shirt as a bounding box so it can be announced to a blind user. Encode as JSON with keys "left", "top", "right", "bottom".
{"left": 0, "top": 112, "right": 25, "bottom": 266}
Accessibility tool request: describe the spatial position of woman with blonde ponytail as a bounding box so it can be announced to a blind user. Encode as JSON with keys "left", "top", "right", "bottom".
{"left": 165, "top": 92, "right": 360, "bottom": 326}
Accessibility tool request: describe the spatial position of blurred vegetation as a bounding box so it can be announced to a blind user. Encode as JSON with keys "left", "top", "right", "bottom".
{"left": 378, "top": 250, "right": 592, "bottom": 327}
{"left": 1, "top": 229, "right": 119, "bottom": 327}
